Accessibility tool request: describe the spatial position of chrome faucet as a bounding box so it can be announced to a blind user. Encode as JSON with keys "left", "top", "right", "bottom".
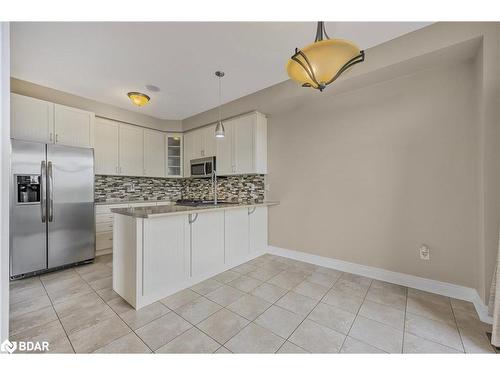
{"left": 211, "top": 169, "right": 218, "bottom": 205}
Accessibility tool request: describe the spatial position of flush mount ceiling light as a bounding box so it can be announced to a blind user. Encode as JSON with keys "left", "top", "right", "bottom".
{"left": 127, "top": 92, "right": 150, "bottom": 107}
{"left": 286, "top": 22, "right": 365, "bottom": 92}
{"left": 214, "top": 71, "right": 225, "bottom": 138}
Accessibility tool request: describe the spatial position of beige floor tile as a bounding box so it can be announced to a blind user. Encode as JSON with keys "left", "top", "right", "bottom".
{"left": 215, "top": 346, "right": 232, "bottom": 353}
{"left": 69, "top": 315, "right": 131, "bottom": 353}
{"left": 246, "top": 267, "right": 282, "bottom": 282}
{"left": 313, "top": 266, "right": 343, "bottom": 278}
{"left": 407, "top": 289, "right": 450, "bottom": 307}
{"left": 254, "top": 305, "right": 303, "bottom": 339}
{"left": 358, "top": 300, "right": 405, "bottom": 330}
{"left": 197, "top": 309, "right": 249, "bottom": 344}
{"left": 160, "top": 289, "right": 200, "bottom": 310}
{"left": 10, "top": 277, "right": 42, "bottom": 293}
{"left": 96, "top": 288, "right": 120, "bottom": 302}
{"left": 308, "top": 302, "right": 356, "bottom": 334}
{"left": 276, "top": 291, "right": 317, "bottom": 318}
{"left": 250, "top": 282, "right": 287, "bottom": 304}
{"left": 267, "top": 271, "right": 305, "bottom": 290}
{"left": 277, "top": 341, "right": 309, "bottom": 353}
{"left": 340, "top": 336, "right": 386, "bottom": 353}
{"left": 120, "top": 302, "right": 170, "bottom": 330}
{"left": 459, "top": 327, "right": 495, "bottom": 353}
{"left": 450, "top": 298, "right": 476, "bottom": 314}
{"left": 225, "top": 323, "right": 285, "bottom": 353}
{"left": 339, "top": 273, "right": 373, "bottom": 287}
{"left": 53, "top": 291, "right": 103, "bottom": 318}
{"left": 306, "top": 272, "right": 339, "bottom": 288}
{"left": 206, "top": 285, "right": 246, "bottom": 307}
{"left": 135, "top": 311, "right": 192, "bottom": 351}
{"left": 9, "top": 305, "right": 58, "bottom": 336}
{"left": 333, "top": 279, "right": 370, "bottom": 298}
{"left": 289, "top": 319, "right": 345, "bottom": 353}
{"left": 365, "top": 286, "right": 406, "bottom": 310}
{"left": 370, "top": 280, "right": 406, "bottom": 294}
{"left": 42, "top": 273, "right": 84, "bottom": 294}
{"left": 349, "top": 316, "right": 404, "bottom": 353}
{"left": 403, "top": 332, "right": 462, "bottom": 353}
{"left": 47, "top": 280, "right": 93, "bottom": 304}
{"left": 9, "top": 284, "right": 47, "bottom": 305}
{"left": 89, "top": 276, "right": 112, "bottom": 291}
{"left": 407, "top": 294, "right": 455, "bottom": 324}
{"left": 9, "top": 293, "right": 52, "bottom": 320}
{"left": 108, "top": 296, "right": 134, "bottom": 315}
{"left": 293, "top": 280, "right": 330, "bottom": 300}
{"left": 213, "top": 270, "right": 241, "bottom": 284}
{"left": 227, "top": 294, "right": 271, "bottom": 320}
{"left": 322, "top": 288, "right": 364, "bottom": 314}
{"left": 453, "top": 308, "right": 491, "bottom": 333}
{"left": 10, "top": 319, "right": 72, "bottom": 354}
{"left": 190, "top": 278, "right": 224, "bottom": 295}
{"left": 405, "top": 312, "right": 463, "bottom": 351}
{"left": 94, "top": 332, "right": 151, "bottom": 353}
{"left": 156, "top": 327, "right": 220, "bottom": 353}
{"left": 227, "top": 275, "right": 262, "bottom": 293}
{"left": 231, "top": 262, "right": 258, "bottom": 275}
{"left": 174, "top": 296, "right": 222, "bottom": 324}
{"left": 60, "top": 301, "right": 117, "bottom": 335}
{"left": 80, "top": 268, "right": 113, "bottom": 284}
{"left": 40, "top": 268, "right": 79, "bottom": 283}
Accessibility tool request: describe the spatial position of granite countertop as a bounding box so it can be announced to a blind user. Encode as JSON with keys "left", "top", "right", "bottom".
{"left": 110, "top": 201, "right": 279, "bottom": 218}
{"left": 95, "top": 199, "right": 174, "bottom": 206}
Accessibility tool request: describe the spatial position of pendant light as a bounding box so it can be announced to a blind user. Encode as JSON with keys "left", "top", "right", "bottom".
{"left": 286, "top": 22, "right": 365, "bottom": 91}
{"left": 214, "top": 71, "right": 225, "bottom": 138}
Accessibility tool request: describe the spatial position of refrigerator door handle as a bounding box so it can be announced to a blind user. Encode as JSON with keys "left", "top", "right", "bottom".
{"left": 40, "top": 160, "right": 47, "bottom": 223}
{"left": 48, "top": 161, "right": 54, "bottom": 222}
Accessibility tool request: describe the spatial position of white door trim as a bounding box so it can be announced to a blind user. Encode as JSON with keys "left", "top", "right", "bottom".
{"left": 267, "top": 245, "right": 492, "bottom": 324}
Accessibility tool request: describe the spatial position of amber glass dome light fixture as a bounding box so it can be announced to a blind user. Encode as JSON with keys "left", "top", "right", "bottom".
{"left": 127, "top": 92, "right": 150, "bottom": 107}
{"left": 286, "top": 22, "right": 365, "bottom": 91}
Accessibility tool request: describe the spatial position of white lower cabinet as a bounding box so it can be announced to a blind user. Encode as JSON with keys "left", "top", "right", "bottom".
{"left": 112, "top": 205, "right": 269, "bottom": 309}
{"left": 189, "top": 211, "right": 225, "bottom": 278}
{"left": 143, "top": 215, "right": 189, "bottom": 298}
{"left": 225, "top": 208, "right": 250, "bottom": 266}
{"left": 249, "top": 206, "right": 268, "bottom": 255}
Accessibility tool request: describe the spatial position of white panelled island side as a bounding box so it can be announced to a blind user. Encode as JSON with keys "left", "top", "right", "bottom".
{"left": 110, "top": 202, "right": 278, "bottom": 309}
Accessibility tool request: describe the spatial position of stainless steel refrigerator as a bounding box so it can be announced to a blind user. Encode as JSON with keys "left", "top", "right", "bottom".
{"left": 10, "top": 139, "right": 95, "bottom": 278}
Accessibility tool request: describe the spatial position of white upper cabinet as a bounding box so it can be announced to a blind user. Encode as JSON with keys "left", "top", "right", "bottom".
{"left": 166, "top": 133, "right": 183, "bottom": 177}
{"left": 202, "top": 124, "right": 217, "bottom": 158}
{"left": 94, "top": 118, "right": 119, "bottom": 175}
{"left": 215, "top": 120, "right": 234, "bottom": 175}
{"left": 183, "top": 131, "right": 195, "bottom": 177}
{"left": 11, "top": 94, "right": 95, "bottom": 149}
{"left": 119, "top": 123, "right": 144, "bottom": 177}
{"left": 54, "top": 104, "right": 94, "bottom": 148}
{"left": 144, "top": 129, "right": 165, "bottom": 177}
{"left": 11, "top": 93, "right": 54, "bottom": 143}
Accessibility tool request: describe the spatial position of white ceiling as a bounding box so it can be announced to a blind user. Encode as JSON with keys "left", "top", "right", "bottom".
{"left": 11, "top": 22, "right": 431, "bottom": 120}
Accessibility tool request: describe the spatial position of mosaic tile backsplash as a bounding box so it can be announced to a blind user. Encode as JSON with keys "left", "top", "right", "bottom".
{"left": 95, "top": 174, "right": 265, "bottom": 203}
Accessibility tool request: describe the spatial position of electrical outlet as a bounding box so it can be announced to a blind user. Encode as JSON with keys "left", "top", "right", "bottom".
{"left": 419, "top": 244, "right": 430, "bottom": 260}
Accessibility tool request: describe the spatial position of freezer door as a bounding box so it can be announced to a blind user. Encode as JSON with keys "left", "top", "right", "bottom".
{"left": 47, "top": 144, "right": 95, "bottom": 268}
{"left": 10, "top": 140, "right": 48, "bottom": 277}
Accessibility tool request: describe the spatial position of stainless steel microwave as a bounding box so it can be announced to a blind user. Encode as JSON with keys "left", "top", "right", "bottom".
{"left": 190, "top": 156, "right": 216, "bottom": 178}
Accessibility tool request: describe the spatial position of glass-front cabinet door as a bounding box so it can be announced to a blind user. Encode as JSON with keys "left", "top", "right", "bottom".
{"left": 165, "top": 133, "right": 183, "bottom": 177}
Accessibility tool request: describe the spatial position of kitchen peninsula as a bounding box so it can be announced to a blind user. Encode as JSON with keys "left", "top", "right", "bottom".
{"left": 111, "top": 201, "right": 278, "bottom": 309}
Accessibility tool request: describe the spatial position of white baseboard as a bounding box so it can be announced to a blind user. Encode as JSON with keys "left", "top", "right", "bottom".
{"left": 267, "top": 245, "right": 492, "bottom": 324}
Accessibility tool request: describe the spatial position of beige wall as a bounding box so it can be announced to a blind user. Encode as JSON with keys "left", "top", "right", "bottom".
{"left": 11, "top": 78, "right": 182, "bottom": 132}
{"left": 268, "top": 60, "right": 479, "bottom": 288}
{"left": 183, "top": 23, "right": 500, "bottom": 301}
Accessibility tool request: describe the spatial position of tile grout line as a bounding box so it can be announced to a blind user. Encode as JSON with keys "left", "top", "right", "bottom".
{"left": 449, "top": 298, "right": 467, "bottom": 353}
{"left": 401, "top": 285, "right": 408, "bottom": 353}
{"left": 338, "top": 278, "right": 374, "bottom": 353}
{"left": 39, "top": 273, "right": 77, "bottom": 354}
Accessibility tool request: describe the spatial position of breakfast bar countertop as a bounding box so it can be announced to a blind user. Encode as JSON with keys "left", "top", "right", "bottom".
{"left": 110, "top": 201, "right": 279, "bottom": 218}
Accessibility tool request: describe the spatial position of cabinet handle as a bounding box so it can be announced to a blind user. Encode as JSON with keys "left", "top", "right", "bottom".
{"left": 49, "top": 133, "right": 53, "bottom": 143}
{"left": 188, "top": 213, "right": 198, "bottom": 224}
{"left": 248, "top": 207, "right": 256, "bottom": 215}
{"left": 55, "top": 134, "right": 59, "bottom": 143}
